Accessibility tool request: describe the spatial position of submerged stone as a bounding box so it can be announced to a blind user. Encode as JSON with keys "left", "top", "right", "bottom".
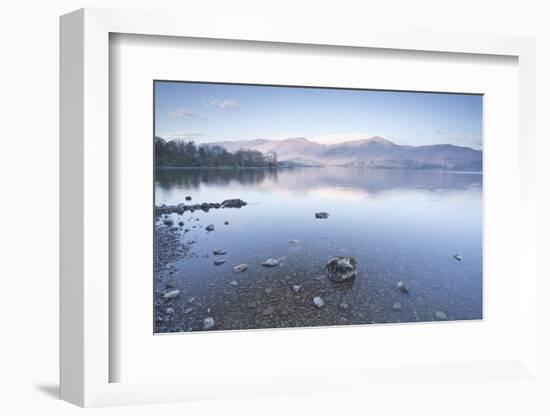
{"left": 163, "top": 289, "right": 180, "bottom": 300}
{"left": 313, "top": 296, "right": 325, "bottom": 308}
{"left": 434, "top": 311, "right": 448, "bottom": 320}
{"left": 203, "top": 317, "right": 215, "bottom": 330}
{"left": 262, "top": 305, "right": 274, "bottom": 316}
{"left": 262, "top": 258, "right": 280, "bottom": 267}
{"left": 233, "top": 264, "right": 248, "bottom": 273}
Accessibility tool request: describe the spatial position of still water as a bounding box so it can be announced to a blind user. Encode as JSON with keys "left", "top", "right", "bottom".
{"left": 154, "top": 167, "right": 482, "bottom": 333}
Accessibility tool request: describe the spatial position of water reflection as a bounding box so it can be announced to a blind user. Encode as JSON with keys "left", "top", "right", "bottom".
{"left": 156, "top": 167, "right": 481, "bottom": 199}
{"left": 156, "top": 167, "right": 279, "bottom": 190}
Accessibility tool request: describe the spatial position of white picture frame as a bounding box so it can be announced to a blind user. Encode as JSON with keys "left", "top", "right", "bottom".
{"left": 60, "top": 7, "right": 538, "bottom": 407}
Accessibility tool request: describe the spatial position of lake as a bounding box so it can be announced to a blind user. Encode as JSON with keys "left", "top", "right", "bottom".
{"left": 154, "top": 167, "right": 483, "bottom": 333}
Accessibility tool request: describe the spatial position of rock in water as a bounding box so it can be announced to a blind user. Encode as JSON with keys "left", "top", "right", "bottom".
{"left": 392, "top": 302, "right": 402, "bottom": 311}
{"left": 325, "top": 256, "right": 357, "bottom": 282}
{"left": 163, "top": 218, "right": 174, "bottom": 226}
{"left": 434, "top": 311, "right": 448, "bottom": 320}
{"left": 453, "top": 254, "right": 463, "bottom": 262}
{"left": 214, "top": 260, "right": 226, "bottom": 266}
{"left": 178, "top": 221, "right": 184, "bottom": 227}
{"left": 397, "top": 281, "right": 409, "bottom": 294}
{"left": 203, "top": 317, "right": 215, "bottom": 330}
{"left": 289, "top": 239, "right": 300, "bottom": 244}
{"left": 213, "top": 249, "right": 227, "bottom": 255}
{"left": 205, "top": 224, "right": 215, "bottom": 232}
{"left": 292, "top": 285, "right": 302, "bottom": 293}
{"left": 224, "top": 221, "right": 229, "bottom": 225}
{"left": 183, "top": 307, "right": 194, "bottom": 314}
{"left": 339, "top": 302, "right": 349, "bottom": 311}
{"left": 313, "top": 296, "right": 325, "bottom": 308}
{"left": 262, "top": 258, "right": 280, "bottom": 267}
{"left": 315, "top": 212, "right": 329, "bottom": 219}
{"left": 185, "top": 196, "right": 192, "bottom": 201}
{"left": 262, "top": 306, "right": 274, "bottom": 316}
{"left": 221, "top": 199, "right": 247, "bottom": 208}
{"left": 229, "top": 280, "right": 239, "bottom": 286}
{"left": 166, "top": 307, "right": 175, "bottom": 315}
{"left": 163, "top": 289, "right": 180, "bottom": 300}
{"left": 233, "top": 264, "right": 248, "bottom": 273}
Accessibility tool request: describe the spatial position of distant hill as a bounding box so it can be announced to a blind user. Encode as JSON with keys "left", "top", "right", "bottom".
{"left": 205, "top": 136, "right": 482, "bottom": 171}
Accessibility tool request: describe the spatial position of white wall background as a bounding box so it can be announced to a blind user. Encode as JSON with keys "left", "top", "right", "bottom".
{"left": 0, "top": 0, "right": 548, "bottom": 415}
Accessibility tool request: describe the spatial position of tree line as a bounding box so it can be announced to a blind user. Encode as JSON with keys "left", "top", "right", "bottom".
{"left": 155, "top": 137, "right": 278, "bottom": 168}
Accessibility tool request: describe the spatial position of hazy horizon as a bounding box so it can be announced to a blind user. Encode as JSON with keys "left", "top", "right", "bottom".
{"left": 156, "top": 134, "right": 481, "bottom": 150}
{"left": 155, "top": 81, "right": 483, "bottom": 150}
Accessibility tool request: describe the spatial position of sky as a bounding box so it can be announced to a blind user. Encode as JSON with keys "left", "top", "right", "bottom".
{"left": 154, "top": 81, "right": 483, "bottom": 149}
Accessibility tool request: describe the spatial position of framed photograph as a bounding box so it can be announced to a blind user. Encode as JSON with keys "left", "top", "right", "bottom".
{"left": 60, "top": 8, "right": 538, "bottom": 407}
{"left": 152, "top": 80, "right": 483, "bottom": 334}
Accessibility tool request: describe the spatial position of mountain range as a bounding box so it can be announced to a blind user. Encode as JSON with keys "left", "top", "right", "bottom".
{"left": 204, "top": 136, "right": 482, "bottom": 171}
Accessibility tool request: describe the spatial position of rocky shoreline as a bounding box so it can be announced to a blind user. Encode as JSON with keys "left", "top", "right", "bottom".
{"left": 154, "top": 200, "right": 460, "bottom": 333}
{"left": 156, "top": 198, "right": 247, "bottom": 215}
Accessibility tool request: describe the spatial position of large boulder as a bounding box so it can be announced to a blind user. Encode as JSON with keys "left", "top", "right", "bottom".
{"left": 325, "top": 256, "right": 357, "bottom": 282}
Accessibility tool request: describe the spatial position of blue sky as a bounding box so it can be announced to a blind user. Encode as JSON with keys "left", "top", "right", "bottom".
{"left": 155, "top": 81, "right": 483, "bottom": 149}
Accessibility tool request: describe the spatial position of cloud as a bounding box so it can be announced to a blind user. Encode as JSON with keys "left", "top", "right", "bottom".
{"left": 165, "top": 131, "right": 204, "bottom": 139}
{"left": 206, "top": 99, "right": 237, "bottom": 110}
{"left": 166, "top": 109, "right": 205, "bottom": 119}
